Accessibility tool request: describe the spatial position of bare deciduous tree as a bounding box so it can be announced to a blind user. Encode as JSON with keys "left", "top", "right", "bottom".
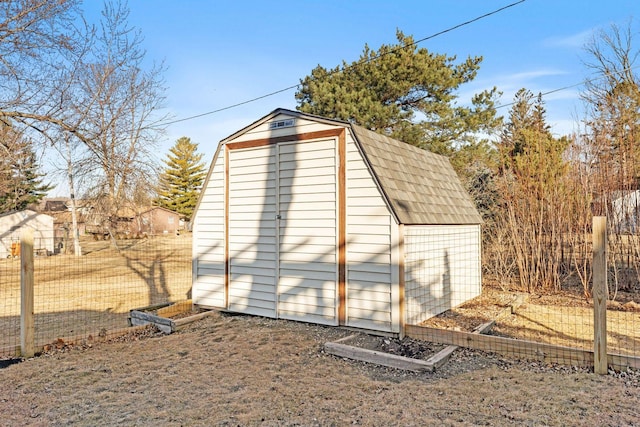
{"left": 0, "top": 1, "right": 98, "bottom": 144}
{"left": 582, "top": 20, "right": 640, "bottom": 295}
{"left": 0, "top": 0, "right": 167, "bottom": 251}
{"left": 72, "top": 0, "right": 167, "bottom": 241}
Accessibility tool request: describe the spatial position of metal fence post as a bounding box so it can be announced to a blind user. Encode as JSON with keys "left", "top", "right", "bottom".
{"left": 20, "top": 228, "right": 35, "bottom": 358}
{"left": 592, "top": 216, "right": 608, "bottom": 375}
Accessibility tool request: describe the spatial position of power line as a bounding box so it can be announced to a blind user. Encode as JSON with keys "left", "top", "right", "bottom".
{"left": 497, "top": 63, "right": 640, "bottom": 110}
{"left": 398, "top": 0, "right": 526, "bottom": 48}
{"left": 165, "top": 85, "right": 298, "bottom": 124}
{"left": 496, "top": 82, "right": 585, "bottom": 111}
{"left": 164, "top": 0, "right": 526, "bottom": 126}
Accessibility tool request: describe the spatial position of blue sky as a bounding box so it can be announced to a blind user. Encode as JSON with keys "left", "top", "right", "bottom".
{"left": 81, "top": 0, "right": 638, "bottom": 166}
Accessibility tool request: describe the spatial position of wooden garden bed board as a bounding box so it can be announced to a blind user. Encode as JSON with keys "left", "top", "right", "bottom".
{"left": 324, "top": 340, "right": 436, "bottom": 372}
{"left": 157, "top": 300, "right": 193, "bottom": 318}
{"left": 424, "top": 320, "right": 496, "bottom": 369}
{"left": 173, "top": 311, "right": 215, "bottom": 328}
{"left": 407, "top": 324, "right": 591, "bottom": 366}
{"left": 324, "top": 318, "right": 501, "bottom": 372}
{"left": 134, "top": 302, "right": 172, "bottom": 312}
{"left": 130, "top": 310, "right": 175, "bottom": 334}
{"left": 423, "top": 345, "right": 457, "bottom": 370}
{"left": 406, "top": 324, "right": 640, "bottom": 371}
{"left": 129, "top": 301, "right": 215, "bottom": 334}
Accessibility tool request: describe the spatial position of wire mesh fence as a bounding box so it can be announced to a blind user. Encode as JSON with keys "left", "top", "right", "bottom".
{"left": 3, "top": 213, "right": 639, "bottom": 370}
{"left": 603, "top": 231, "right": 640, "bottom": 362}
{"left": 406, "top": 219, "right": 640, "bottom": 370}
{"left": 0, "top": 250, "right": 20, "bottom": 356}
{"left": 0, "top": 231, "right": 192, "bottom": 358}
{"left": 404, "top": 225, "right": 482, "bottom": 326}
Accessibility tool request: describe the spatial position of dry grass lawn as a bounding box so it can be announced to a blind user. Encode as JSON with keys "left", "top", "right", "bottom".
{"left": 1, "top": 313, "right": 639, "bottom": 426}
{"left": 0, "top": 235, "right": 192, "bottom": 355}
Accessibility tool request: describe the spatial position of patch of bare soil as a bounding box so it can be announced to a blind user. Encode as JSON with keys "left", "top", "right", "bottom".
{"left": 1, "top": 311, "right": 639, "bottom": 426}
{"left": 344, "top": 334, "right": 448, "bottom": 359}
{"left": 421, "top": 285, "right": 519, "bottom": 332}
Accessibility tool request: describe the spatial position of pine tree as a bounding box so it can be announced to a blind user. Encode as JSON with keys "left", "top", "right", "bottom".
{"left": 0, "top": 128, "right": 53, "bottom": 213}
{"left": 296, "top": 30, "right": 502, "bottom": 164}
{"left": 156, "top": 137, "right": 206, "bottom": 221}
{"left": 498, "top": 89, "right": 569, "bottom": 197}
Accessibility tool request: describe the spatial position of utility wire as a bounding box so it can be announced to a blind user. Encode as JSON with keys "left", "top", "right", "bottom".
{"left": 164, "top": 0, "right": 526, "bottom": 126}
{"left": 496, "top": 63, "right": 640, "bottom": 110}
{"left": 496, "top": 82, "right": 585, "bottom": 110}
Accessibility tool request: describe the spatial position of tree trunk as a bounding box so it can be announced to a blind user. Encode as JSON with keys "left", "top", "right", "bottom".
{"left": 65, "top": 137, "right": 82, "bottom": 256}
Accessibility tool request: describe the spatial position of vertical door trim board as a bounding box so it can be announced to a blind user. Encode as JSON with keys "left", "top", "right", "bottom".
{"left": 224, "top": 127, "right": 347, "bottom": 321}
{"left": 337, "top": 130, "right": 346, "bottom": 325}
{"left": 223, "top": 143, "right": 230, "bottom": 309}
{"left": 274, "top": 143, "right": 281, "bottom": 319}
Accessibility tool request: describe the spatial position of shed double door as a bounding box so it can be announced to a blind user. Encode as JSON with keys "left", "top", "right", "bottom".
{"left": 227, "top": 139, "right": 339, "bottom": 325}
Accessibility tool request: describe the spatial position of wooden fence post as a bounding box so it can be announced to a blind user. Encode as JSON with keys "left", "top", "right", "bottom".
{"left": 592, "top": 216, "right": 608, "bottom": 375}
{"left": 20, "top": 228, "right": 35, "bottom": 358}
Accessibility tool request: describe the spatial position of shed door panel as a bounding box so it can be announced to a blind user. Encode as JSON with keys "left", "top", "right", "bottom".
{"left": 227, "top": 146, "right": 277, "bottom": 317}
{"left": 277, "top": 139, "right": 338, "bottom": 325}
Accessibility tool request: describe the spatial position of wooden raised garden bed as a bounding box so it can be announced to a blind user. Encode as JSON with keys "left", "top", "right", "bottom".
{"left": 129, "top": 300, "right": 214, "bottom": 334}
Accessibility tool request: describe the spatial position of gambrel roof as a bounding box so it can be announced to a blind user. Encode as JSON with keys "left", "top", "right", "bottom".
{"left": 349, "top": 124, "right": 482, "bottom": 225}
{"left": 207, "top": 108, "right": 482, "bottom": 226}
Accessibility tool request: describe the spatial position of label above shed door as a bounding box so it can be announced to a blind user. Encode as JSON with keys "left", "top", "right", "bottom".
{"left": 268, "top": 119, "right": 295, "bottom": 130}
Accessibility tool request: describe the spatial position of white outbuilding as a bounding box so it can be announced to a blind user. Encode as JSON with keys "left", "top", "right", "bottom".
{"left": 192, "top": 109, "right": 482, "bottom": 335}
{"left": 0, "top": 209, "right": 54, "bottom": 258}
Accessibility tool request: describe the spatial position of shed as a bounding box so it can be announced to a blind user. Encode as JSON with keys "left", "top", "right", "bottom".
{"left": 0, "top": 209, "right": 55, "bottom": 258}
{"left": 612, "top": 190, "right": 640, "bottom": 233}
{"left": 132, "top": 206, "right": 181, "bottom": 235}
{"left": 191, "top": 109, "right": 482, "bottom": 335}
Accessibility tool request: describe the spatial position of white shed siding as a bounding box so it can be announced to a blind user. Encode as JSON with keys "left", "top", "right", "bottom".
{"left": 192, "top": 149, "right": 226, "bottom": 308}
{"left": 345, "top": 136, "right": 395, "bottom": 332}
{"left": 227, "top": 145, "right": 277, "bottom": 317}
{"left": 0, "top": 210, "right": 54, "bottom": 258}
{"left": 229, "top": 114, "right": 339, "bottom": 143}
{"left": 404, "top": 225, "right": 481, "bottom": 325}
{"left": 277, "top": 139, "right": 338, "bottom": 325}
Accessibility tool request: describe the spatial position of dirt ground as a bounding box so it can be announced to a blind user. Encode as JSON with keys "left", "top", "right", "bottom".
{"left": 3, "top": 237, "right": 640, "bottom": 425}
{"left": 1, "top": 311, "right": 639, "bottom": 426}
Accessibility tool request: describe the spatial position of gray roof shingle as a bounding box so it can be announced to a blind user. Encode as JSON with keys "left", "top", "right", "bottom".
{"left": 349, "top": 124, "right": 482, "bottom": 225}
